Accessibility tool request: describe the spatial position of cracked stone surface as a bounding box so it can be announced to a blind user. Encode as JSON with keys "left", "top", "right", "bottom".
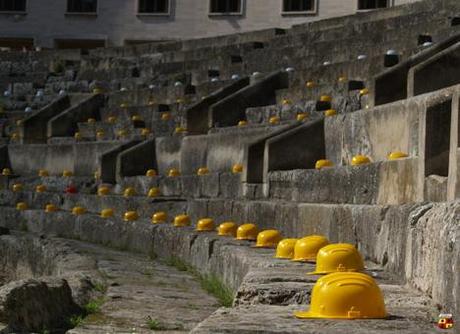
{"left": 64, "top": 239, "right": 220, "bottom": 334}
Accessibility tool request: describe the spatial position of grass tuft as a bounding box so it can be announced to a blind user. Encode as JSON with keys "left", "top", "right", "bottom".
{"left": 199, "top": 274, "right": 233, "bottom": 307}
{"left": 146, "top": 317, "right": 166, "bottom": 330}
{"left": 93, "top": 282, "right": 107, "bottom": 294}
{"left": 165, "top": 257, "right": 189, "bottom": 271}
{"left": 84, "top": 297, "right": 105, "bottom": 314}
{"left": 69, "top": 315, "right": 85, "bottom": 327}
{"left": 164, "top": 256, "right": 233, "bottom": 307}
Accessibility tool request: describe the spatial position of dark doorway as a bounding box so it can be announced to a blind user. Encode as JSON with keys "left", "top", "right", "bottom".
{"left": 425, "top": 100, "right": 452, "bottom": 177}
{"left": 0, "top": 37, "right": 34, "bottom": 50}
{"left": 54, "top": 39, "right": 105, "bottom": 50}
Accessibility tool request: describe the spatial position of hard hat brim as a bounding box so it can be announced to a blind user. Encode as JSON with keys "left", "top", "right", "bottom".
{"left": 306, "top": 271, "right": 326, "bottom": 275}
{"left": 235, "top": 237, "right": 256, "bottom": 241}
{"left": 291, "top": 258, "right": 316, "bottom": 263}
{"left": 252, "top": 244, "right": 276, "bottom": 248}
{"left": 294, "top": 310, "right": 388, "bottom": 319}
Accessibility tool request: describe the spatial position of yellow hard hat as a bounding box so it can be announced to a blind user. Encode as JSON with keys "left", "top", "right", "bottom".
{"left": 45, "top": 204, "right": 58, "bottom": 213}
{"left": 195, "top": 218, "right": 215, "bottom": 232}
{"left": 296, "top": 113, "right": 308, "bottom": 121}
{"left": 168, "top": 168, "right": 180, "bottom": 177}
{"left": 294, "top": 272, "right": 387, "bottom": 319}
{"left": 274, "top": 238, "right": 298, "bottom": 259}
{"left": 351, "top": 155, "right": 371, "bottom": 166}
{"left": 96, "top": 130, "right": 105, "bottom": 139}
{"left": 174, "top": 214, "right": 191, "bottom": 227}
{"left": 320, "top": 95, "right": 332, "bottom": 103}
{"left": 141, "top": 128, "right": 150, "bottom": 136}
{"left": 131, "top": 115, "right": 143, "bottom": 122}
{"left": 12, "top": 183, "right": 23, "bottom": 192}
{"left": 152, "top": 211, "right": 167, "bottom": 224}
{"left": 292, "top": 235, "right": 329, "bottom": 262}
{"left": 232, "top": 164, "right": 243, "bottom": 174}
{"left": 107, "top": 116, "right": 117, "bottom": 123}
{"left": 254, "top": 229, "right": 283, "bottom": 248}
{"left": 281, "top": 98, "right": 291, "bottom": 105}
{"left": 338, "top": 76, "right": 347, "bottom": 83}
{"left": 117, "top": 129, "right": 128, "bottom": 138}
{"left": 97, "top": 186, "right": 110, "bottom": 196}
{"left": 74, "top": 132, "right": 82, "bottom": 140}
{"left": 237, "top": 120, "right": 247, "bottom": 127}
{"left": 315, "top": 159, "right": 333, "bottom": 170}
{"left": 62, "top": 170, "right": 73, "bottom": 177}
{"left": 161, "top": 112, "right": 171, "bottom": 121}
{"left": 147, "top": 187, "right": 160, "bottom": 198}
{"left": 100, "top": 208, "right": 114, "bottom": 218}
{"left": 235, "top": 223, "right": 258, "bottom": 241}
{"left": 124, "top": 211, "right": 139, "bottom": 222}
{"left": 2, "top": 168, "right": 11, "bottom": 176}
{"left": 93, "top": 88, "right": 103, "bottom": 94}
{"left": 36, "top": 185, "right": 47, "bottom": 193}
{"left": 305, "top": 81, "right": 315, "bottom": 88}
{"left": 38, "top": 169, "right": 49, "bottom": 177}
{"left": 87, "top": 118, "right": 96, "bottom": 124}
{"left": 217, "top": 222, "right": 238, "bottom": 237}
{"left": 123, "top": 187, "right": 136, "bottom": 197}
{"left": 359, "top": 88, "right": 369, "bottom": 96}
{"left": 16, "top": 119, "right": 23, "bottom": 126}
{"left": 197, "top": 167, "right": 209, "bottom": 176}
{"left": 146, "top": 169, "right": 157, "bottom": 177}
{"left": 175, "top": 127, "right": 187, "bottom": 134}
{"left": 269, "top": 116, "right": 280, "bottom": 125}
{"left": 16, "top": 202, "right": 28, "bottom": 211}
{"left": 72, "top": 206, "right": 86, "bottom": 216}
{"left": 325, "top": 109, "right": 337, "bottom": 117}
{"left": 10, "top": 133, "right": 19, "bottom": 141}
{"left": 148, "top": 100, "right": 155, "bottom": 106}
{"left": 308, "top": 243, "right": 365, "bottom": 275}
{"left": 388, "top": 151, "right": 408, "bottom": 160}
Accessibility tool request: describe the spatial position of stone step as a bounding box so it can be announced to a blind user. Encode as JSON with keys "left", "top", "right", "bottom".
{"left": 268, "top": 159, "right": 417, "bottom": 205}
{"left": 63, "top": 239, "right": 219, "bottom": 333}
{"left": 190, "top": 302, "right": 437, "bottom": 334}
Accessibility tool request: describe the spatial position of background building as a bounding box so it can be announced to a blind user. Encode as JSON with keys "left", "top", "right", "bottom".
{"left": 0, "top": 0, "right": 418, "bottom": 49}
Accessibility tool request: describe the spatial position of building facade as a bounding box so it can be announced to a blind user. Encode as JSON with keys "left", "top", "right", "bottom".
{"left": 0, "top": 0, "right": 418, "bottom": 49}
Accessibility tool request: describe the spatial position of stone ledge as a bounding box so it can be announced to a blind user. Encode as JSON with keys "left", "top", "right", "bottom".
{"left": 0, "top": 206, "right": 442, "bottom": 334}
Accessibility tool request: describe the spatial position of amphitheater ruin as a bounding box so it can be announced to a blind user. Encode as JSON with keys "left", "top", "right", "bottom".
{"left": 0, "top": 0, "right": 459, "bottom": 333}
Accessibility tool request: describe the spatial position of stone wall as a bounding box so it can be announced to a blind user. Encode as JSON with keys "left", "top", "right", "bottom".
{"left": 7, "top": 142, "right": 120, "bottom": 176}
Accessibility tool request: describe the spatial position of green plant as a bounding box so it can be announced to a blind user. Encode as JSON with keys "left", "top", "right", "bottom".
{"left": 69, "top": 315, "right": 84, "bottom": 327}
{"left": 164, "top": 257, "right": 233, "bottom": 307}
{"left": 199, "top": 274, "right": 233, "bottom": 307}
{"left": 165, "top": 257, "right": 189, "bottom": 272}
{"left": 93, "top": 282, "right": 107, "bottom": 294}
{"left": 146, "top": 317, "right": 167, "bottom": 330}
{"left": 84, "top": 297, "right": 104, "bottom": 314}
